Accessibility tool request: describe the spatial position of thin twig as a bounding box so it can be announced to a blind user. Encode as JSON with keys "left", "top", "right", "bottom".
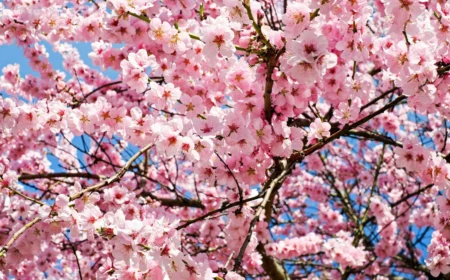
{"left": 176, "top": 194, "right": 263, "bottom": 230}
{"left": 442, "top": 120, "right": 448, "bottom": 153}
{"left": 70, "top": 143, "right": 154, "bottom": 201}
{"left": 72, "top": 81, "right": 122, "bottom": 108}
{"left": 214, "top": 151, "right": 243, "bottom": 209}
{"left": 360, "top": 87, "right": 399, "bottom": 112}
{"left": 225, "top": 251, "right": 235, "bottom": 268}
{"left": 6, "top": 186, "right": 44, "bottom": 206}
{"left": 63, "top": 233, "right": 83, "bottom": 280}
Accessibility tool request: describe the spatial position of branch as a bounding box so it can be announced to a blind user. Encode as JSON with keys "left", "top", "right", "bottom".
{"left": 128, "top": 12, "right": 151, "bottom": 23}
{"left": 19, "top": 172, "right": 102, "bottom": 181}
{"left": 438, "top": 64, "right": 450, "bottom": 76}
{"left": 255, "top": 160, "right": 291, "bottom": 280}
{"left": 360, "top": 144, "right": 386, "bottom": 230}
{"left": 263, "top": 47, "right": 285, "bottom": 123}
{"left": 0, "top": 217, "right": 40, "bottom": 258}
{"left": 89, "top": 0, "right": 100, "bottom": 9}
{"left": 176, "top": 194, "right": 263, "bottom": 230}
{"left": 233, "top": 161, "right": 293, "bottom": 272}
{"left": 256, "top": 243, "right": 290, "bottom": 280}
{"left": 242, "top": 1, "right": 273, "bottom": 49}
{"left": 368, "top": 68, "right": 382, "bottom": 76}
{"left": 288, "top": 120, "right": 401, "bottom": 148}
{"left": 141, "top": 191, "right": 205, "bottom": 209}
{"left": 390, "top": 184, "right": 434, "bottom": 208}
{"left": 347, "top": 130, "right": 402, "bottom": 147}
{"left": 214, "top": 151, "right": 243, "bottom": 209}
{"left": 264, "top": 54, "right": 277, "bottom": 123}
{"left": 63, "top": 233, "right": 83, "bottom": 280}
{"left": 290, "top": 95, "right": 407, "bottom": 162}
{"left": 360, "top": 87, "right": 399, "bottom": 112}
{"left": 70, "top": 143, "right": 154, "bottom": 201}
{"left": 442, "top": 120, "right": 448, "bottom": 153}
{"left": 72, "top": 81, "right": 122, "bottom": 108}
{"left": 6, "top": 186, "right": 44, "bottom": 206}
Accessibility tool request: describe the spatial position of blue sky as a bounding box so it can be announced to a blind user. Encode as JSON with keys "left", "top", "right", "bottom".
{"left": 0, "top": 41, "right": 118, "bottom": 78}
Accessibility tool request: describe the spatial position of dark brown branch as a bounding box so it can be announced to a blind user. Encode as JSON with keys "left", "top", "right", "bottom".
{"left": 233, "top": 160, "right": 294, "bottom": 275}
{"left": 264, "top": 53, "right": 278, "bottom": 123}
{"left": 368, "top": 68, "right": 382, "bottom": 76}
{"left": 290, "top": 95, "right": 407, "bottom": 162}
{"left": 360, "top": 87, "right": 399, "bottom": 112}
{"left": 348, "top": 130, "right": 402, "bottom": 147}
{"left": 288, "top": 119, "right": 401, "bottom": 148}
{"left": 19, "top": 172, "right": 102, "bottom": 181}
{"left": 141, "top": 191, "right": 205, "bottom": 209}
{"left": 438, "top": 64, "right": 450, "bottom": 76}
{"left": 443, "top": 120, "right": 448, "bottom": 153}
{"left": 72, "top": 81, "right": 122, "bottom": 108}
{"left": 214, "top": 151, "right": 243, "bottom": 210}
{"left": 390, "top": 184, "right": 434, "bottom": 208}
{"left": 176, "top": 194, "right": 264, "bottom": 230}
{"left": 63, "top": 233, "right": 83, "bottom": 280}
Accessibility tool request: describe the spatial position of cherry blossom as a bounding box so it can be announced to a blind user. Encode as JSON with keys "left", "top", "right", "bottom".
{"left": 1, "top": 0, "right": 450, "bottom": 279}
{"left": 201, "top": 16, "right": 236, "bottom": 60}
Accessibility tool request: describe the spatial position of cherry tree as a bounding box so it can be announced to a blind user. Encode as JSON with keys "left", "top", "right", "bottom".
{"left": 1, "top": 0, "right": 450, "bottom": 279}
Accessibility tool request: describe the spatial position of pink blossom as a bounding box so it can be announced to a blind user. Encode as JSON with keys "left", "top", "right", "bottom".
{"left": 201, "top": 16, "right": 236, "bottom": 59}
{"left": 148, "top": 18, "right": 173, "bottom": 44}
{"left": 335, "top": 98, "right": 361, "bottom": 124}
{"left": 282, "top": 2, "right": 310, "bottom": 38}
{"left": 178, "top": 94, "right": 205, "bottom": 118}
{"left": 309, "top": 118, "right": 331, "bottom": 142}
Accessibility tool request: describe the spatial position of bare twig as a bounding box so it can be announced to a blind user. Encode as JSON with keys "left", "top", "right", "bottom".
{"left": 63, "top": 233, "right": 83, "bottom": 280}
{"left": 72, "top": 81, "right": 122, "bottom": 108}
{"left": 214, "top": 151, "right": 243, "bottom": 209}
{"left": 70, "top": 143, "right": 154, "bottom": 201}
{"left": 141, "top": 191, "right": 205, "bottom": 209}
{"left": 176, "top": 194, "right": 263, "bottom": 230}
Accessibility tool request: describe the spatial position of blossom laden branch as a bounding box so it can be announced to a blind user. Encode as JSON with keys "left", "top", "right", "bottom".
{"left": 6, "top": 186, "right": 44, "bottom": 206}
{"left": 63, "top": 233, "right": 83, "bottom": 280}
{"left": 0, "top": 217, "right": 40, "bottom": 258}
